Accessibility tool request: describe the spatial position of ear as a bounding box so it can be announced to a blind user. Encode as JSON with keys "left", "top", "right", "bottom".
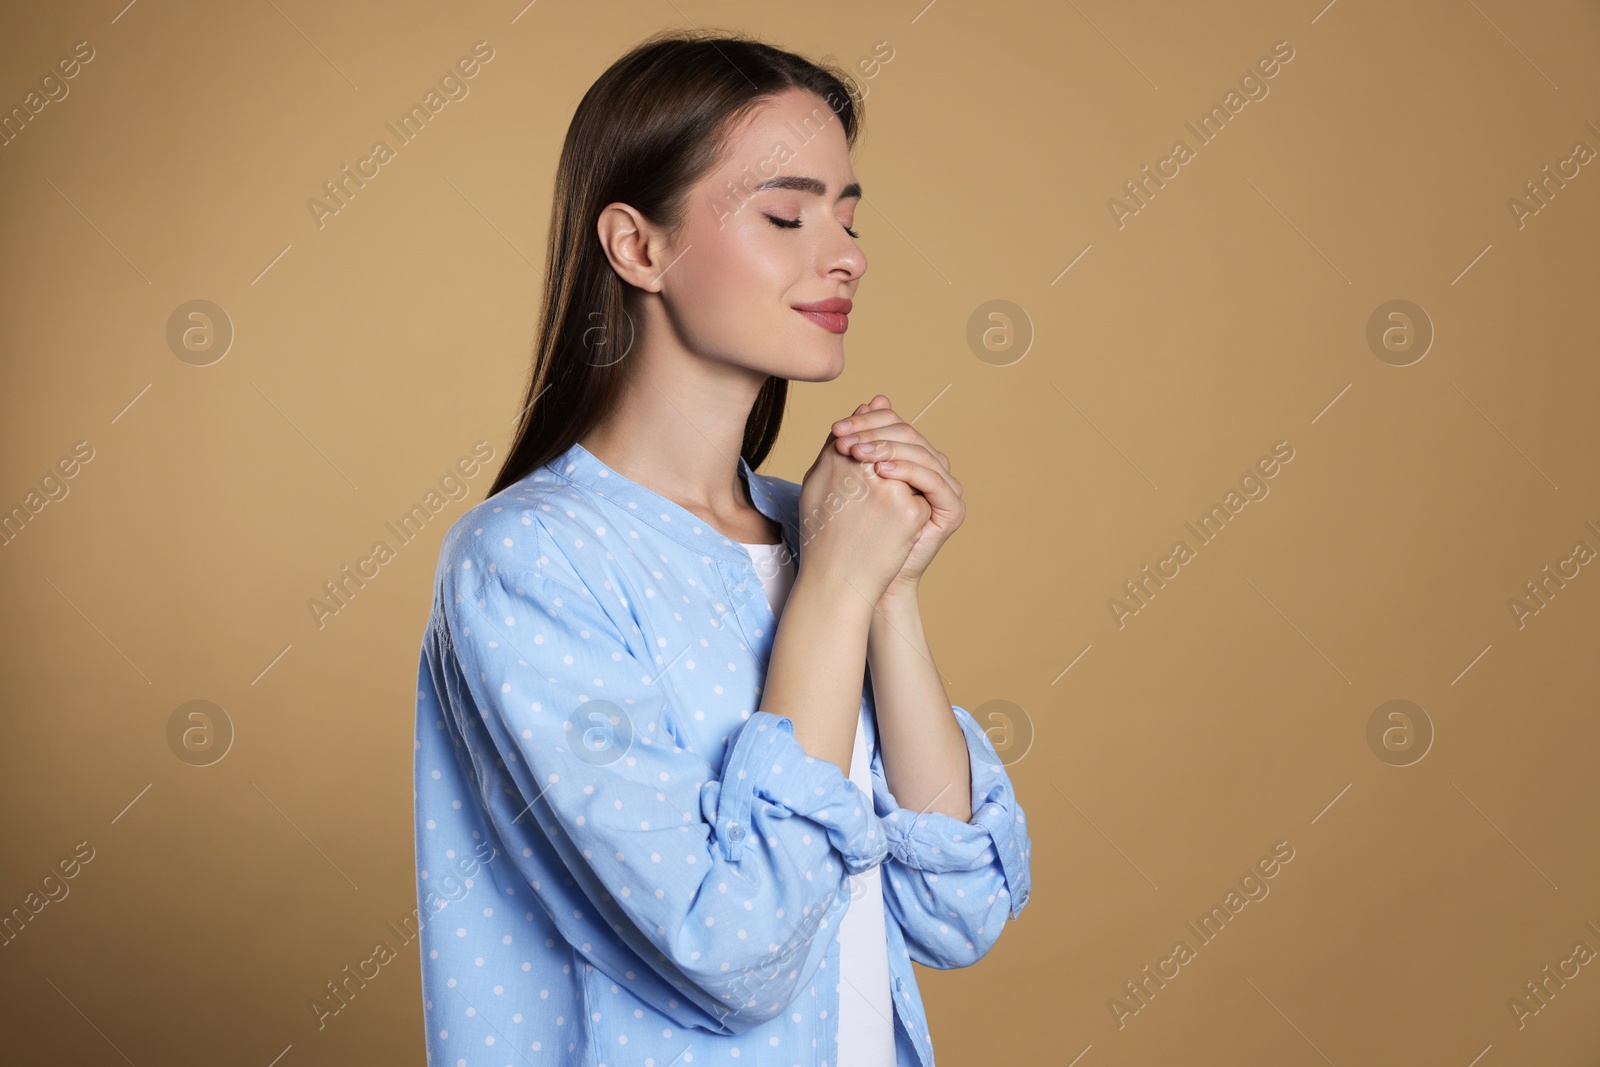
{"left": 596, "top": 203, "right": 676, "bottom": 293}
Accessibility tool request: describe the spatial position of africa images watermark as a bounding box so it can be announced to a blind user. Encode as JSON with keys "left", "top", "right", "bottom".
{"left": 707, "top": 108, "right": 835, "bottom": 230}
{"left": 306, "top": 441, "right": 495, "bottom": 630}
{"left": 1, "top": 840, "right": 98, "bottom": 949}
{"left": 1507, "top": 918, "right": 1600, "bottom": 1031}
{"left": 1, "top": 439, "right": 96, "bottom": 549}
{"left": 707, "top": 45, "right": 887, "bottom": 231}
{"left": 1506, "top": 118, "right": 1600, "bottom": 231}
{"left": 307, "top": 40, "right": 496, "bottom": 230}
{"left": 0, "top": 38, "right": 96, "bottom": 150}
{"left": 709, "top": 883, "right": 847, "bottom": 1026}
{"left": 1107, "top": 440, "right": 1296, "bottom": 629}
{"left": 1108, "top": 839, "right": 1297, "bottom": 1029}
{"left": 309, "top": 838, "right": 498, "bottom": 1030}
{"left": 1107, "top": 39, "right": 1297, "bottom": 229}
{"left": 1505, "top": 519, "right": 1599, "bottom": 631}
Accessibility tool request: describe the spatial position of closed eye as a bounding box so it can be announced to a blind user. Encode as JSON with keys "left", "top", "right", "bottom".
{"left": 765, "top": 214, "right": 861, "bottom": 240}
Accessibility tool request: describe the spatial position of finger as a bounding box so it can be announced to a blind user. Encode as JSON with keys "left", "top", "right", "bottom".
{"left": 848, "top": 395, "right": 889, "bottom": 422}
{"left": 838, "top": 423, "right": 955, "bottom": 479}
{"left": 869, "top": 455, "right": 961, "bottom": 514}
{"left": 832, "top": 400, "right": 898, "bottom": 439}
{"left": 833, "top": 412, "right": 906, "bottom": 447}
{"left": 832, "top": 404, "right": 953, "bottom": 476}
{"left": 831, "top": 400, "right": 891, "bottom": 452}
{"left": 831, "top": 414, "right": 904, "bottom": 455}
{"left": 852, "top": 439, "right": 961, "bottom": 498}
{"left": 831, "top": 407, "right": 957, "bottom": 480}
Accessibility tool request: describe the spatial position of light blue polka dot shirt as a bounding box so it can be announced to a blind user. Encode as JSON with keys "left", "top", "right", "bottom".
{"left": 412, "top": 441, "right": 1033, "bottom": 1066}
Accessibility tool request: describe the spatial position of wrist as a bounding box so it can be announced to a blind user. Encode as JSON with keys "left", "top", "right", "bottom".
{"left": 867, "top": 588, "right": 922, "bottom": 650}
{"left": 791, "top": 566, "right": 878, "bottom": 622}
{"left": 876, "top": 582, "right": 920, "bottom": 616}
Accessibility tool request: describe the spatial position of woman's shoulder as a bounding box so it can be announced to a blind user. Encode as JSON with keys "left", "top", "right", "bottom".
{"left": 433, "top": 469, "right": 589, "bottom": 592}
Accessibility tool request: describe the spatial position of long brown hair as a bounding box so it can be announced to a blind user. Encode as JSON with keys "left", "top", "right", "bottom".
{"left": 486, "top": 29, "right": 865, "bottom": 498}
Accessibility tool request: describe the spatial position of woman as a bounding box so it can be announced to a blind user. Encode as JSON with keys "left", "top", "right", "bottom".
{"left": 413, "top": 29, "right": 1032, "bottom": 1066}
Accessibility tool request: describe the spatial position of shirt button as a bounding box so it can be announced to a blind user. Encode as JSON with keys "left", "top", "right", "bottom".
{"left": 727, "top": 822, "right": 745, "bottom": 842}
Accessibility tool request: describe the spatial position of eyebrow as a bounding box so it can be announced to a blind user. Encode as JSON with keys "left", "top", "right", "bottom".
{"left": 749, "top": 175, "right": 863, "bottom": 200}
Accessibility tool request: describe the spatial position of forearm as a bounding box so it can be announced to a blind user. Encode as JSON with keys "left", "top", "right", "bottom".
{"left": 866, "top": 591, "right": 972, "bottom": 822}
{"left": 758, "top": 570, "right": 875, "bottom": 774}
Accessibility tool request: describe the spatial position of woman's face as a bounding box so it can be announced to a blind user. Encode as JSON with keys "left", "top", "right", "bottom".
{"left": 651, "top": 87, "right": 867, "bottom": 382}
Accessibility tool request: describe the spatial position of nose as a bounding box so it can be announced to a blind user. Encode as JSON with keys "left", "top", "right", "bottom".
{"left": 825, "top": 230, "right": 865, "bottom": 282}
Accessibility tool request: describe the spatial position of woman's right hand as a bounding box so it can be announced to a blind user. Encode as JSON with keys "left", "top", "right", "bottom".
{"left": 794, "top": 418, "right": 931, "bottom": 604}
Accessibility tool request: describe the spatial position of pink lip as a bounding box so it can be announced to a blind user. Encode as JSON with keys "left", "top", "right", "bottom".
{"left": 792, "top": 298, "right": 852, "bottom": 334}
{"left": 795, "top": 309, "right": 848, "bottom": 333}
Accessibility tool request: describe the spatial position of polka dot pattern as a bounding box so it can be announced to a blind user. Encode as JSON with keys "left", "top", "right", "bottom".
{"left": 412, "top": 441, "right": 1032, "bottom": 1066}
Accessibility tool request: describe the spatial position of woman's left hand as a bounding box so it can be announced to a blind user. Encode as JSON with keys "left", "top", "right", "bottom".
{"left": 831, "top": 394, "right": 964, "bottom": 602}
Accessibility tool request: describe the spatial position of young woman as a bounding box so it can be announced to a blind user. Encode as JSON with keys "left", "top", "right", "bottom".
{"left": 412, "top": 29, "right": 1032, "bottom": 1067}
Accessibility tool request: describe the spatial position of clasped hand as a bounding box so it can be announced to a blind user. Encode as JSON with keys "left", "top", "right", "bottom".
{"left": 797, "top": 394, "right": 965, "bottom": 606}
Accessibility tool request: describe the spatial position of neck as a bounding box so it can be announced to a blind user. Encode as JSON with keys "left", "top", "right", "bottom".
{"left": 577, "top": 342, "right": 768, "bottom": 515}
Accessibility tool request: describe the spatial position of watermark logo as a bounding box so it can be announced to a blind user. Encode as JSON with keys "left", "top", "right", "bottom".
{"left": 976, "top": 699, "right": 1035, "bottom": 766}
{"left": 966, "top": 299, "right": 1033, "bottom": 367}
{"left": 1365, "top": 699, "right": 1432, "bottom": 767}
{"left": 166, "top": 699, "right": 235, "bottom": 767}
{"left": 166, "top": 300, "right": 234, "bottom": 366}
{"left": 579, "top": 307, "right": 635, "bottom": 368}
{"left": 567, "top": 700, "right": 634, "bottom": 767}
{"left": 1365, "top": 299, "right": 1432, "bottom": 367}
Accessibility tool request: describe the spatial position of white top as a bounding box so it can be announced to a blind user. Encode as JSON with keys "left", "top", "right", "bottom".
{"left": 741, "top": 540, "right": 896, "bottom": 1066}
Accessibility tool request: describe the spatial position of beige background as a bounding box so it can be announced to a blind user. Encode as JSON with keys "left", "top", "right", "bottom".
{"left": 3, "top": 0, "right": 1599, "bottom": 1064}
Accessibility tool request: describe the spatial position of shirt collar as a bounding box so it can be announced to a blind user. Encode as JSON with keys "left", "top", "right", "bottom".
{"left": 544, "top": 441, "right": 793, "bottom": 565}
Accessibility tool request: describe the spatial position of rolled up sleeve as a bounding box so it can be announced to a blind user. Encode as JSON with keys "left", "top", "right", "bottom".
{"left": 439, "top": 518, "right": 887, "bottom": 1034}
{"left": 872, "top": 703, "right": 1033, "bottom": 969}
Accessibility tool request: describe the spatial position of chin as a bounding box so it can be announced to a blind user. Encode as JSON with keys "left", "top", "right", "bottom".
{"left": 782, "top": 344, "right": 845, "bottom": 383}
